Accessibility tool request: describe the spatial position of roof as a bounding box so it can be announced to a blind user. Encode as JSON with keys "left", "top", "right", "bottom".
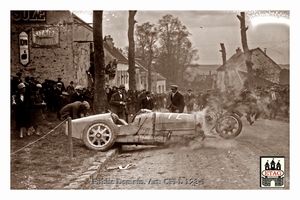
{"left": 72, "top": 12, "right": 93, "bottom": 31}
{"left": 217, "top": 47, "right": 282, "bottom": 71}
{"left": 217, "top": 51, "right": 245, "bottom": 71}
{"left": 157, "top": 73, "right": 166, "bottom": 80}
{"left": 135, "top": 58, "right": 157, "bottom": 72}
{"left": 103, "top": 42, "right": 128, "bottom": 64}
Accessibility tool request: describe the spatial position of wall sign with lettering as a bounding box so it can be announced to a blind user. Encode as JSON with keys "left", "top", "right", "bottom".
{"left": 32, "top": 27, "right": 60, "bottom": 48}
{"left": 12, "top": 11, "right": 46, "bottom": 22}
{"left": 19, "top": 31, "right": 29, "bottom": 66}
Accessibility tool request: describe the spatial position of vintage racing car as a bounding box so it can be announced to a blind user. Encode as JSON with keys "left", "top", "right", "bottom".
{"left": 65, "top": 109, "right": 242, "bottom": 151}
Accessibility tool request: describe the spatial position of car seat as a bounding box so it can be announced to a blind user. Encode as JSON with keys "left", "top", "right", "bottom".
{"left": 111, "top": 113, "right": 128, "bottom": 125}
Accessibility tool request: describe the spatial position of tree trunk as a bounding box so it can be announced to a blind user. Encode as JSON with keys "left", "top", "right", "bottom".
{"left": 219, "top": 43, "right": 226, "bottom": 65}
{"left": 128, "top": 10, "right": 137, "bottom": 91}
{"left": 237, "top": 12, "right": 254, "bottom": 90}
{"left": 93, "top": 11, "right": 106, "bottom": 114}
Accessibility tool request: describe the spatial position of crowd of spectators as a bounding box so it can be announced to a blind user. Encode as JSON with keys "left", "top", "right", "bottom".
{"left": 11, "top": 72, "right": 289, "bottom": 138}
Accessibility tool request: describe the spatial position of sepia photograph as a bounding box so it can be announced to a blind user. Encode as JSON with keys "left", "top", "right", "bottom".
{"left": 6, "top": 0, "right": 298, "bottom": 198}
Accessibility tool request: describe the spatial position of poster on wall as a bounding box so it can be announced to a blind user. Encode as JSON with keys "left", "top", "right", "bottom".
{"left": 19, "top": 31, "right": 29, "bottom": 66}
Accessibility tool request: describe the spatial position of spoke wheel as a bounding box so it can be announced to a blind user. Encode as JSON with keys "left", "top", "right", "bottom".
{"left": 216, "top": 113, "right": 243, "bottom": 139}
{"left": 83, "top": 120, "right": 117, "bottom": 151}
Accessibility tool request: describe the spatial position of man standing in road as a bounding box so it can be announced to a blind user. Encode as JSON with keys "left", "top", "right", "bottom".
{"left": 109, "top": 84, "right": 128, "bottom": 122}
{"left": 167, "top": 85, "right": 185, "bottom": 113}
{"left": 185, "top": 89, "right": 195, "bottom": 114}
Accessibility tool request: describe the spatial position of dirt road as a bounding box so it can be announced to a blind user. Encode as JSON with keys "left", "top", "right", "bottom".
{"left": 83, "top": 117, "right": 289, "bottom": 190}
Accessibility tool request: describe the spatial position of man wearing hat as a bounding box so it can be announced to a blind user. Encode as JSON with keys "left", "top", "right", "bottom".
{"left": 167, "top": 85, "right": 185, "bottom": 113}
{"left": 184, "top": 89, "right": 195, "bottom": 114}
{"left": 12, "top": 83, "right": 31, "bottom": 138}
{"left": 59, "top": 101, "right": 90, "bottom": 120}
{"left": 28, "top": 84, "right": 46, "bottom": 136}
{"left": 56, "top": 77, "right": 65, "bottom": 91}
{"left": 70, "top": 85, "right": 84, "bottom": 103}
{"left": 53, "top": 82, "right": 65, "bottom": 119}
{"left": 139, "top": 91, "right": 154, "bottom": 110}
{"left": 66, "top": 81, "right": 75, "bottom": 97}
{"left": 109, "top": 84, "right": 128, "bottom": 121}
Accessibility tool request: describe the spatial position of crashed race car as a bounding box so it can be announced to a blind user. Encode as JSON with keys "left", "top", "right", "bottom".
{"left": 65, "top": 109, "right": 243, "bottom": 151}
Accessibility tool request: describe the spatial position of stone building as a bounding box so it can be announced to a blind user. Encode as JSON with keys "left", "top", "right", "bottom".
{"left": 216, "top": 47, "right": 282, "bottom": 91}
{"left": 11, "top": 10, "right": 94, "bottom": 88}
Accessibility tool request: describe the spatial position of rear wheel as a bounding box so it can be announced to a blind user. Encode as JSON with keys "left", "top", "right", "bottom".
{"left": 82, "top": 120, "right": 117, "bottom": 151}
{"left": 216, "top": 113, "right": 243, "bottom": 139}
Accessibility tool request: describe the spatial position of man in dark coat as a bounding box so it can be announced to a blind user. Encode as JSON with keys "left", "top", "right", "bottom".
{"left": 109, "top": 84, "right": 127, "bottom": 121}
{"left": 12, "top": 83, "right": 31, "bottom": 138}
{"left": 167, "top": 85, "right": 185, "bottom": 113}
{"left": 139, "top": 91, "right": 154, "bottom": 110}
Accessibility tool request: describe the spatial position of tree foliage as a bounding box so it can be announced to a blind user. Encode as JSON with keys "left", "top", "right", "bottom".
{"left": 154, "top": 14, "right": 199, "bottom": 85}
{"left": 133, "top": 14, "right": 199, "bottom": 88}
{"left": 135, "top": 22, "right": 158, "bottom": 91}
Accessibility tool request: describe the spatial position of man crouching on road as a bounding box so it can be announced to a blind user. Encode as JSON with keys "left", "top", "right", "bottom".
{"left": 59, "top": 101, "right": 90, "bottom": 120}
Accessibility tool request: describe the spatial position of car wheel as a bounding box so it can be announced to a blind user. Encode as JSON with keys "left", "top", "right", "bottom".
{"left": 216, "top": 113, "right": 243, "bottom": 139}
{"left": 83, "top": 119, "right": 117, "bottom": 151}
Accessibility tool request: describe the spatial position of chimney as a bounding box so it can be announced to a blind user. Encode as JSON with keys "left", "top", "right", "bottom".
{"left": 105, "top": 35, "right": 114, "bottom": 50}
{"left": 264, "top": 48, "right": 267, "bottom": 54}
{"left": 236, "top": 47, "right": 242, "bottom": 55}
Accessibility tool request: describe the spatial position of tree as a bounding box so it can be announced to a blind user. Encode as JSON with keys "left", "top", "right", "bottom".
{"left": 135, "top": 22, "right": 158, "bottom": 91}
{"left": 237, "top": 12, "right": 254, "bottom": 90}
{"left": 155, "top": 14, "right": 198, "bottom": 86}
{"left": 93, "top": 11, "right": 106, "bottom": 113}
{"left": 128, "top": 10, "right": 137, "bottom": 91}
{"left": 219, "top": 43, "right": 229, "bottom": 87}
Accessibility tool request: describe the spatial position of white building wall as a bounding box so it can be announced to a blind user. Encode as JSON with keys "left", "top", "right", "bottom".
{"left": 156, "top": 79, "right": 166, "bottom": 93}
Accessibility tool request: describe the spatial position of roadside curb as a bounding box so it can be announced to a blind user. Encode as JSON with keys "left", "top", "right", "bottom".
{"left": 63, "top": 148, "right": 119, "bottom": 189}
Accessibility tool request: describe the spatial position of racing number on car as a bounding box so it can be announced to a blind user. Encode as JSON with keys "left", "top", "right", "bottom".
{"left": 167, "top": 113, "right": 183, "bottom": 120}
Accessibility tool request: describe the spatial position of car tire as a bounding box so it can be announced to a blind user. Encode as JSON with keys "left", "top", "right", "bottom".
{"left": 216, "top": 113, "right": 243, "bottom": 139}
{"left": 82, "top": 119, "right": 118, "bottom": 151}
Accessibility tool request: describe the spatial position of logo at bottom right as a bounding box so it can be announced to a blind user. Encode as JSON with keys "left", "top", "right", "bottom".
{"left": 260, "top": 156, "right": 285, "bottom": 188}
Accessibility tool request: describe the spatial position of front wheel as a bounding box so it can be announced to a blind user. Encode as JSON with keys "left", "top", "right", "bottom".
{"left": 82, "top": 120, "right": 117, "bottom": 151}
{"left": 216, "top": 113, "right": 243, "bottom": 139}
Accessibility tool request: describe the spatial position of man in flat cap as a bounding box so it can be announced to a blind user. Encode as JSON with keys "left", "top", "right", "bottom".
{"left": 168, "top": 85, "right": 185, "bottom": 113}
